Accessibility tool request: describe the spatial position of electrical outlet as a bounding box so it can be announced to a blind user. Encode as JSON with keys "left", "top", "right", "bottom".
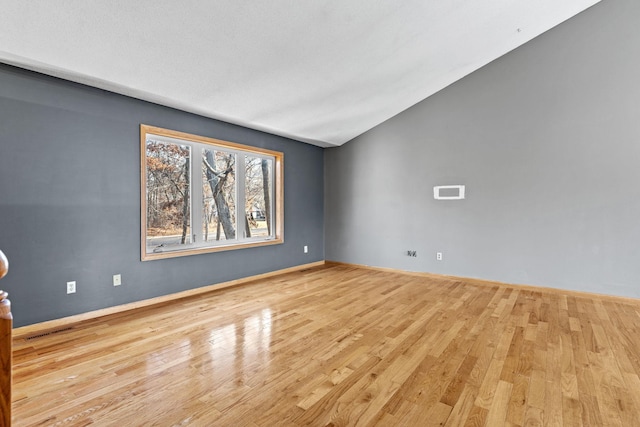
{"left": 407, "top": 250, "right": 417, "bottom": 257}
{"left": 304, "top": 245, "right": 308, "bottom": 253}
{"left": 67, "top": 281, "right": 76, "bottom": 294}
{"left": 436, "top": 252, "right": 443, "bottom": 261}
{"left": 113, "top": 274, "right": 122, "bottom": 286}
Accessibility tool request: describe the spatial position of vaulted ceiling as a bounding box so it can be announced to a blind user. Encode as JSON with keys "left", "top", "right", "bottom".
{"left": 0, "top": 1, "right": 599, "bottom": 147}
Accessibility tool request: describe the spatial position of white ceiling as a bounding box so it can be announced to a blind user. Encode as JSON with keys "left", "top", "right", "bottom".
{"left": 0, "top": 1, "right": 599, "bottom": 147}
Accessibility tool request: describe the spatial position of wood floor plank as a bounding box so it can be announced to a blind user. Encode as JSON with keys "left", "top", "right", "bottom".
{"left": 505, "top": 373, "right": 528, "bottom": 425}
{"left": 485, "top": 380, "right": 512, "bottom": 426}
{"left": 10, "top": 264, "right": 640, "bottom": 426}
{"left": 443, "top": 384, "right": 478, "bottom": 427}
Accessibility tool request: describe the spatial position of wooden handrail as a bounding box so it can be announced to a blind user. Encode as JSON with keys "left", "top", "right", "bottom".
{"left": 0, "top": 251, "right": 6, "bottom": 280}
{"left": 0, "top": 249, "right": 11, "bottom": 427}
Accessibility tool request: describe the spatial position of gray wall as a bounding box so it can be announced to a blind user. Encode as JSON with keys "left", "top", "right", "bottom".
{"left": 0, "top": 65, "right": 324, "bottom": 327}
{"left": 325, "top": 0, "right": 640, "bottom": 298}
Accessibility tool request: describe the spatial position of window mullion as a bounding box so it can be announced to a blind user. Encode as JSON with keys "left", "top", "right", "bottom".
{"left": 236, "top": 153, "right": 246, "bottom": 240}
{"left": 191, "top": 145, "right": 204, "bottom": 245}
{"left": 269, "top": 157, "right": 275, "bottom": 238}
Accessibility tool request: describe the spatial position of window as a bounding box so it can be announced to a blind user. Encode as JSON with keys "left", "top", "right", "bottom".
{"left": 141, "top": 125, "right": 283, "bottom": 260}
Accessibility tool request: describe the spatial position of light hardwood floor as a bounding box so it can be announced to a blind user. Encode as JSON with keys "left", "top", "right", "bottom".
{"left": 11, "top": 264, "right": 640, "bottom": 426}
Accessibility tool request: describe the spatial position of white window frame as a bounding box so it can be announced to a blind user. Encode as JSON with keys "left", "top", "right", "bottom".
{"left": 141, "top": 124, "right": 283, "bottom": 260}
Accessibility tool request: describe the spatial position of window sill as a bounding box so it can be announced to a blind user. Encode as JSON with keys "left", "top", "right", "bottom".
{"left": 142, "top": 237, "right": 284, "bottom": 261}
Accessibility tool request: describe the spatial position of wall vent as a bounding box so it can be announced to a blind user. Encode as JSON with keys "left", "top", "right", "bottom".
{"left": 434, "top": 185, "right": 465, "bottom": 200}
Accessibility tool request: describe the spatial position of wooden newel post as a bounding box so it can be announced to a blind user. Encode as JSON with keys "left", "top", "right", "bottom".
{"left": 0, "top": 250, "right": 11, "bottom": 427}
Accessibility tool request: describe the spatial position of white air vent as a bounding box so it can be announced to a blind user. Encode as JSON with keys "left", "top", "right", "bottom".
{"left": 434, "top": 185, "right": 465, "bottom": 200}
